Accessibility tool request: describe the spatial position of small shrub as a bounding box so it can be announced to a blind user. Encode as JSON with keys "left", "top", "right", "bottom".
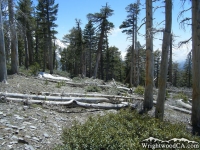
{"left": 29, "top": 62, "right": 40, "bottom": 75}
{"left": 56, "top": 82, "right": 62, "bottom": 88}
{"left": 54, "top": 109, "right": 200, "bottom": 150}
{"left": 56, "top": 81, "right": 66, "bottom": 88}
{"left": 44, "top": 80, "right": 49, "bottom": 85}
{"left": 173, "top": 92, "right": 188, "bottom": 103}
{"left": 134, "top": 85, "right": 144, "bottom": 95}
{"left": 86, "top": 85, "right": 101, "bottom": 92}
{"left": 166, "top": 90, "right": 170, "bottom": 99}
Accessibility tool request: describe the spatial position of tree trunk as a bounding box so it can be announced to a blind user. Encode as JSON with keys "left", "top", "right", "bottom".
{"left": 24, "top": 26, "right": 29, "bottom": 70}
{"left": 168, "top": 34, "right": 173, "bottom": 83}
{"left": 93, "top": 20, "right": 105, "bottom": 78}
{"left": 0, "top": 1, "right": 7, "bottom": 82}
{"left": 46, "top": 2, "right": 53, "bottom": 74}
{"left": 130, "top": 21, "right": 135, "bottom": 87}
{"left": 191, "top": 0, "right": 200, "bottom": 132}
{"left": 8, "top": 0, "right": 19, "bottom": 74}
{"left": 143, "top": 0, "right": 154, "bottom": 110}
{"left": 155, "top": 0, "right": 172, "bottom": 120}
{"left": 27, "top": 28, "right": 33, "bottom": 65}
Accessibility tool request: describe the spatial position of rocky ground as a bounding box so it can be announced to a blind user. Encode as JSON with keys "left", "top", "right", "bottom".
{"left": 0, "top": 74, "right": 193, "bottom": 150}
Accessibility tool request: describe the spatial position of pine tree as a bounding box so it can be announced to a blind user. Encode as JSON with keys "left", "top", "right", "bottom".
{"left": 120, "top": 3, "right": 140, "bottom": 87}
{"left": 87, "top": 3, "right": 113, "bottom": 79}
{"left": 17, "top": 0, "right": 35, "bottom": 69}
{"left": 36, "top": 0, "right": 58, "bottom": 74}
{"left": 83, "top": 20, "right": 97, "bottom": 77}
{"left": 8, "top": 0, "right": 19, "bottom": 74}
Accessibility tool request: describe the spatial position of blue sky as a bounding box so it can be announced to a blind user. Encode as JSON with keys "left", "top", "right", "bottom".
{"left": 33, "top": 0, "right": 192, "bottom": 63}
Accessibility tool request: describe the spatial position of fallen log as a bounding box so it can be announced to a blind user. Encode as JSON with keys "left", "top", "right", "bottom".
{"left": 75, "top": 101, "right": 137, "bottom": 109}
{"left": 5, "top": 97, "right": 75, "bottom": 105}
{"left": 41, "top": 92, "right": 134, "bottom": 100}
{"left": 176, "top": 99, "right": 192, "bottom": 110}
{"left": 167, "top": 104, "right": 191, "bottom": 114}
{"left": 0, "top": 92, "right": 110, "bottom": 103}
{"left": 4, "top": 97, "right": 137, "bottom": 109}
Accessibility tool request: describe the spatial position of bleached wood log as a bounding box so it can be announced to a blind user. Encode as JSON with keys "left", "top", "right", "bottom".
{"left": 167, "top": 104, "right": 191, "bottom": 114}
{"left": 0, "top": 92, "right": 110, "bottom": 103}
{"left": 4, "top": 97, "right": 137, "bottom": 109}
{"left": 75, "top": 101, "right": 137, "bottom": 109}
{"left": 117, "top": 86, "right": 131, "bottom": 91}
{"left": 5, "top": 97, "right": 75, "bottom": 105}
{"left": 176, "top": 99, "right": 192, "bottom": 110}
{"left": 41, "top": 92, "right": 134, "bottom": 100}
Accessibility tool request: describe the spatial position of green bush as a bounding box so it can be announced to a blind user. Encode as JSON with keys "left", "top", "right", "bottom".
{"left": 173, "top": 92, "right": 188, "bottom": 103}
{"left": 29, "top": 62, "right": 40, "bottom": 75}
{"left": 134, "top": 85, "right": 144, "bottom": 95}
{"left": 54, "top": 109, "right": 200, "bottom": 150}
{"left": 56, "top": 81, "right": 66, "bottom": 88}
{"left": 86, "top": 85, "right": 101, "bottom": 92}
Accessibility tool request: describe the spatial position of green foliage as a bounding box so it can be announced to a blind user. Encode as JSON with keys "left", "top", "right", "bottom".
{"left": 29, "top": 62, "right": 40, "bottom": 75}
{"left": 173, "top": 92, "right": 188, "bottom": 103}
{"left": 134, "top": 85, "right": 144, "bottom": 95}
{"left": 44, "top": 79, "right": 49, "bottom": 85}
{"left": 166, "top": 90, "right": 170, "bottom": 99}
{"left": 56, "top": 81, "right": 66, "bottom": 88}
{"left": 54, "top": 109, "right": 200, "bottom": 150}
{"left": 86, "top": 85, "right": 101, "bottom": 92}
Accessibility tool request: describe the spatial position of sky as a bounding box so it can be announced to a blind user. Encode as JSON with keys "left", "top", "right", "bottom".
{"left": 33, "top": 0, "right": 192, "bottom": 64}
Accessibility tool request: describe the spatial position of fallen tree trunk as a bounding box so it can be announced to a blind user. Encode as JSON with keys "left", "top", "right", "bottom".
{"left": 167, "top": 104, "right": 191, "bottom": 114}
{"left": 41, "top": 92, "right": 134, "bottom": 100}
{"left": 0, "top": 92, "right": 110, "bottom": 103}
{"left": 176, "top": 99, "right": 192, "bottom": 110}
{"left": 4, "top": 97, "right": 137, "bottom": 109}
{"left": 5, "top": 97, "right": 75, "bottom": 105}
{"left": 75, "top": 101, "right": 137, "bottom": 109}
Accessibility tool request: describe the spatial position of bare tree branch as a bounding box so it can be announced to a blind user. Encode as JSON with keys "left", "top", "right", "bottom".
{"left": 178, "top": 37, "right": 192, "bottom": 48}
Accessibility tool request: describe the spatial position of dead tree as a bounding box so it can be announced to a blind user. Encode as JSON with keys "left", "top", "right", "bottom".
{"left": 155, "top": 0, "right": 172, "bottom": 120}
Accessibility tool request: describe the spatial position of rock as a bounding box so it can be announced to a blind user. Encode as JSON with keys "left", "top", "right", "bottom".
{"left": 11, "top": 135, "right": 18, "bottom": 140}
{"left": 7, "top": 145, "right": 13, "bottom": 149}
{"left": 32, "top": 137, "right": 40, "bottom": 142}
{"left": 18, "top": 137, "right": 29, "bottom": 144}
{"left": 30, "top": 126, "right": 37, "bottom": 130}
{"left": 23, "top": 121, "right": 32, "bottom": 125}
{"left": 10, "top": 141, "right": 18, "bottom": 144}
{"left": 25, "top": 135, "right": 31, "bottom": 139}
{"left": 0, "top": 111, "right": 3, "bottom": 115}
{"left": 23, "top": 106, "right": 29, "bottom": 110}
{"left": 24, "top": 144, "right": 35, "bottom": 150}
{"left": 43, "top": 133, "right": 49, "bottom": 138}
{"left": 15, "top": 115, "right": 24, "bottom": 120}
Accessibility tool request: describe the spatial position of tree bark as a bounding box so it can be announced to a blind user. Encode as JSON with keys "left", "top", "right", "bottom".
{"left": 0, "top": 1, "right": 7, "bottom": 82}
{"left": 191, "top": 0, "right": 200, "bottom": 131}
{"left": 168, "top": 34, "right": 173, "bottom": 83}
{"left": 8, "top": 0, "right": 19, "bottom": 74}
{"left": 143, "top": 0, "right": 154, "bottom": 110}
{"left": 155, "top": 0, "right": 172, "bottom": 120}
{"left": 46, "top": 1, "right": 53, "bottom": 74}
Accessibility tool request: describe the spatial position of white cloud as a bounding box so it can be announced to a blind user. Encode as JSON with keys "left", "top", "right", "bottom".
{"left": 173, "top": 41, "right": 192, "bottom": 63}
{"left": 109, "top": 28, "right": 122, "bottom": 37}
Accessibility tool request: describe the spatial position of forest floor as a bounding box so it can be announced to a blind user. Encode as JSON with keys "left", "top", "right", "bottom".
{"left": 0, "top": 73, "right": 193, "bottom": 150}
